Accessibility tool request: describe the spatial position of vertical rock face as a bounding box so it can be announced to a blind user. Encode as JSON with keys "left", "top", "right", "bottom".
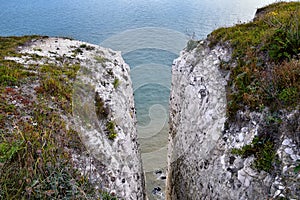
{"left": 14, "top": 37, "right": 145, "bottom": 199}
{"left": 166, "top": 41, "right": 300, "bottom": 199}
{"left": 166, "top": 41, "right": 229, "bottom": 199}
{"left": 69, "top": 41, "right": 145, "bottom": 199}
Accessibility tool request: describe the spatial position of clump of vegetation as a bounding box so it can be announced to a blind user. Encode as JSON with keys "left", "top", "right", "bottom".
{"left": 186, "top": 40, "right": 199, "bottom": 52}
{"left": 79, "top": 44, "right": 87, "bottom": 49}
{"left": 106, "top": 121, "right": 117, "bottom": 140}
{"left": 0, "top": 36, "right": 41, "bottom": 87}
{"left": 209, "top": 2, "right": 300, "bottom": 119}
{"left": 94, "top": 56, "right": 109, "bottom": 64}
{"left": 0, "top": 73, "right": 17, "bottom": 86}
{"left": 107, "top": 69, "right": 114, "bottom": 76}
{"left": 102, "top": 192, "right": 118, "bottom": 200}
{"left": 95, "top": 92, "right": 109, "bottom": 120}
{"left": 33, "top": 47, "right": 42, "bottom": 51}
{"left": 80, "top": 44, "right": 95, "bottom": 51}
{"left": 72, "top": 48, "right": 83, "bottom": 55}
{"left": 113, "top": 78, "right": 120, "bottom": 89}
{"left": 295, "top": 164, "right": 300, "bottom": 174}
{"left": 231, "top": 136, "right": 278, "bottom": 173}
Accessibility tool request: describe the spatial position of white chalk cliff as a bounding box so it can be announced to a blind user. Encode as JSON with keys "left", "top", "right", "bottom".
{"left": 7, "top": 37, "right": 146, "bottom": 199}
{"left": 166, "top": 40, "right": 300, "bottom": 199}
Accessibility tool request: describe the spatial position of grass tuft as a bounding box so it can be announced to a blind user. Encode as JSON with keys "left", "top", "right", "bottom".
{"left": 106, "top": 121, "right": 117, "bottom": 140}
{"left": 113, "top": 78, "right": 120, "bottom": 89}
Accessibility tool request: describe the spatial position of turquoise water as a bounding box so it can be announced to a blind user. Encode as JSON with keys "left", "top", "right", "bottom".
{"left": 0, "top": 0, "right": 287, "bottom": 197}
{"left": 0, "top": 0, "right": 283, "bottom": 42}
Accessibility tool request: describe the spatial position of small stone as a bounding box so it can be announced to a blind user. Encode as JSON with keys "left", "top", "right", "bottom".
{"left": 278, "top": 185, "right": 285, "bottom": 190}
{"left": 152, "top": 187, "right": 162, "bottom": 194}
{"left": 282, "top": 138, "right": 292, "bottom": 146}
{"left": 284, "top": 148, "right": 294, "bottom": 155}
{"left": 213, "top": 60, "right": 219, "bottom": 65}
{"left": 274, "top": 180, "right": 280, "bottom": 185}
{"left": 273, "top": 190, "right": 281, "bottom": 198}
{"left": 238, "top": 133, "right": 244, "bottom": 142}
{"left": 241, "top": 127, "right": 248, "bottom": 133}
{"left": 244, "top": 177, "right": 250, "bottom": 187}
{"left": 282, "top": 166, "right": 288, "bottom": 173}
{"left": 238, "top": 170, "right": 246, "bottom": 183}
{"left": 291, "top": 154, "right": 300, "bottom": 161}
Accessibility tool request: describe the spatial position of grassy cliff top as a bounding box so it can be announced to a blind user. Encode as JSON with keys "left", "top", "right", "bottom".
{"left": 0, "top": 36, "right": 118, "bottom": 199}
{"left": 209, "top": 1, "right": 300, "bottom": 119}
{"left": 208, "top": 1, "right": 299, "bottom": 175}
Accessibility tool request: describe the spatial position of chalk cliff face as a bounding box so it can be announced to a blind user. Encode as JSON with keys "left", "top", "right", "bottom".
{"left": 166, "top": 41, "right": 300, "bottom": 199}
{"left": 70, "top": 39, "right": 146, "bottom": 199}
{"left": 6, "top": 37, "right": 145, "bottom": 199}
{"left": 166, "top": 41, "right": 229, "bottom": 199}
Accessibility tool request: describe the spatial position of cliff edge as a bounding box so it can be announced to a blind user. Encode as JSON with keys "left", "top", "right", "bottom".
{"left": 167, "top": 2, "right": 299, "bottom": 199}
{"left": 0, "top": 36, "right": 145, "bottom": 199}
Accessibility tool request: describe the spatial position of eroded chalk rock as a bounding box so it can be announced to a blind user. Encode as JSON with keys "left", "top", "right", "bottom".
{"left": 9, "top": 37, "right": 146, "bottom": 200}
{"left": 166, "top": 40, "right": 300, "bottom": 199}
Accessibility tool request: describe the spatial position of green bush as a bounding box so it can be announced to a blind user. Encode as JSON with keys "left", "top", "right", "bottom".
{"left": 278, "top": 87, "right": 298, "bottom": 105}
{"left": 106, "top": 121, "right": 117, "bottom": 140}
{"left": 268, "top": 24, "right": 299, "bottom": 62}
{"left": 0, "top": 75, "right": 17, "bottom": 86}
{"left": 232, "top": 136, "right": 277, "bottom": 172}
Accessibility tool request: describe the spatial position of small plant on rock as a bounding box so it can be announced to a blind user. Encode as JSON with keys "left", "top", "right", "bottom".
{"left": 113, "top": 78, "right": 120, "bottom": 89}
{"left": 106, "top": 121, "right": 117, "bottom": 140}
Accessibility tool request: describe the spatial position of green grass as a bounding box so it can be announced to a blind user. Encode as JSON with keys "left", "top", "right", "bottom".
{"left": 94, "top": 56, "right": 109, "bottom": 65}
{"left": 0, "top": 36, "right": 117, "bottom": 199}
{"left": 80, "top": 44, "right": 95, "bottom": 51}
{"left": 231, "top": 136, "right": 278, "bottom": 172}
{"left": 208, "top": 2, "right": 300, "bottom": 119}
{"left": 106, "top": 121, "right": 117, "bottom": 140}
{"left": 0, "top": 36, "right": 43, "bottom": 87}
{"left": 208, "top": 2, "right": 299, "bottom": 174}
{"left": 113, "top": 78, "right": 120, "bottom": 89}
